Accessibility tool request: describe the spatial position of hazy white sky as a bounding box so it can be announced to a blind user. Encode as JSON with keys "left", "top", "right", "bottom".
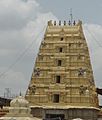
{"left": 37, "top": 0, "right": 102, "bottom": 25}
{"left": 0, "top": 0, "right": 102, "bottom": 104}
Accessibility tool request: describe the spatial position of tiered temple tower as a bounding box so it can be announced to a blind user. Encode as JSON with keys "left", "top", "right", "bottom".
{"left": 25, "top": 20, "right": 100, "bottom": 120}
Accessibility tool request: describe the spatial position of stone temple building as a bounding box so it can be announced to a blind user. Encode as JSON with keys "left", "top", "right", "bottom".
{"left": 0, "top": 95, "right": 40, "bottom": 120}
{"left": 25, "top": 20, "right": 100, "bottom": 120}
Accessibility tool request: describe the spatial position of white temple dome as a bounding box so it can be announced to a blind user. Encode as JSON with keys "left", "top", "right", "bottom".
{"left": 10, "top": 96, "right": 29, "bottom": 107}
{"left": 0, "top": 95, "right": 41, "bottom": 119}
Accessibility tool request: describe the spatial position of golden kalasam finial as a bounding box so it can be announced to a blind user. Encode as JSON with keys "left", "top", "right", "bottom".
{"left": 48, "top": 20, "right": 53, "bottom": 26}
{"left": 64, "top": 21, "right": 66, "bottom": 25}
{"left": 54, "top": 21, "right": 56, "bottom": 26}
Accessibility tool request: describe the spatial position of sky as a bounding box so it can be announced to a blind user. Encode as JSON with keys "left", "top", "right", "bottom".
{"left": 0, "top": 0, "right": 102, "bottom": 104}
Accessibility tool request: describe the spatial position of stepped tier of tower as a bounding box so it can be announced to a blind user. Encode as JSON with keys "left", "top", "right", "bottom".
{"left": 25, "top": 20, "right": 99, "bottom": 108}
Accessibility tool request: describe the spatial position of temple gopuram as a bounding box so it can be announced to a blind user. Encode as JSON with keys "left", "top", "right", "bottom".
{"left": 25, "top": 20, "right": 101, "bottom": 120}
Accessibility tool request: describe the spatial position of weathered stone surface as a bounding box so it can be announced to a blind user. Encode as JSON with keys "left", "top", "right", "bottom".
{"left": 25, "top": 20, "right": 100, "bottom": 119}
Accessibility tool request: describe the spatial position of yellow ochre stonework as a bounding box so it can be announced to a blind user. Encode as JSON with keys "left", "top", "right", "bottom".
{"left": 25, "top": 20, "right": 99, "bottom": 109}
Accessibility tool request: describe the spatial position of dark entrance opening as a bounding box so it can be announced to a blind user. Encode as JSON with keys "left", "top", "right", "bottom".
{"left": 56, "top": 75, "right": 60, "bottom": 83}
{"left": 45, "top": 114, "right": 65, "bottom": 120}
{"left": 53, "top": 94, "right": 59, "bottom": 103}
{"left": 59, "top": 47, "right": 63, "bottom": 52}
{"left": 57, "top": 60, "right": 62, "bottom": 66}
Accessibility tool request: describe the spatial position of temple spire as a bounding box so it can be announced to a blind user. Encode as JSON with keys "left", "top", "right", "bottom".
{"left": 25, "top": 20, "right": 99, "bottom": 120}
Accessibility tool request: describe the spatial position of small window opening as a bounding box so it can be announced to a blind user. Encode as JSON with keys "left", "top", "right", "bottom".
{"left": 53, "top": 94, "right": 59, "bottom": 103}
{"left": 59, "top": 47, "right": 63, "bottom": 52}
{"left": 57, "top": 60, "right": 62, "bottom": 66}
{"left": 56, "top": 76, "right": 60, "bottom": 83}
{"left": 69, "top": 43, "right": 71, "bottom": 47}
{"left": 61, "top": 37, "right": 63, "bottom": 41}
